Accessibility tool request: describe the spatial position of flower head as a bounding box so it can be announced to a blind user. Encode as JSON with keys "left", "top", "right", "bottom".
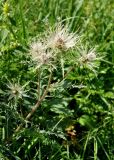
{"left": 30, "top": 41, "right": 45, "bottom": 61}
{"left": 47, "top": 23, "right": 78, "bottom": 50}
{"left": 7, "top": 82, "right": 28, "bottom": 100}
{"left": 30, "top": 41, "right": 52, "bottom": 68}
{"left": 78, "top": 47, "right": 99, "bottom": 74}
{"left": 80, "top": 48, "right": 96, "bottom": 63}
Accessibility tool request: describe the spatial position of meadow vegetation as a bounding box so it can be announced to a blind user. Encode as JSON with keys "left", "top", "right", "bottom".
{"left": 0, "top": 0, "right": 114, "bottom": 159}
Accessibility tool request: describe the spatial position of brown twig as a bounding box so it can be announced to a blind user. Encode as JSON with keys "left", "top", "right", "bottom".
{"left": 15, "top": 71, "right": 52, "bottom": 132}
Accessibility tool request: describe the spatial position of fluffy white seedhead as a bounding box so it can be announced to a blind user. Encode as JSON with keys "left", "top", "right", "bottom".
{"left": 31, "top": 42, "right": 43, "bottom": 52}
{"left": 30, "top": 41, "right": 52, "bottom": 67}
{"left": 79, "top": 48, "right": 97, "bottom": 63}
{"left": 47, "top": 23, "right": 78, "bottom": 50}
{"left": 30, "top": 42, "right": 45, "bottom": 61}
{"left": 78, "top": 47, "right": 99, "bottom": 74}
{"left": 86, "top": 49, "right": 96, "bottom": 61}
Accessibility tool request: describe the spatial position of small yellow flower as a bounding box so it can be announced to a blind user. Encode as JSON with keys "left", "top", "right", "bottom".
{"left": 3, "top": 2, "right": 10, "bottom": 16}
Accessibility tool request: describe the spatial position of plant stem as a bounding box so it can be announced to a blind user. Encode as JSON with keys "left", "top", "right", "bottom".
{"left": 37, "top": 68, "right": 41, "bottom": 100}
{"left": 15, "top": 71, "right": 52, "bottom": 132}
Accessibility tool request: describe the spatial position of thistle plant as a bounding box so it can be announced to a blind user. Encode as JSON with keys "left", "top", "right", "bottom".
{"left": 12, "top": 22, "right": 102, "bottom": 133}
{"left": 0, "top": 1, "right": 114, "bottom": 160}
{"left": 0, "top": 15, "right": 109, "bottom": 160}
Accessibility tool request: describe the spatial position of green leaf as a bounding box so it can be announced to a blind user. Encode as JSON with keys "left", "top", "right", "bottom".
{"left": 104, "top": 92, "right": 114, "bottom": 99}
{"left": 78, "top": 115, "right": 96, "bottom": 129}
